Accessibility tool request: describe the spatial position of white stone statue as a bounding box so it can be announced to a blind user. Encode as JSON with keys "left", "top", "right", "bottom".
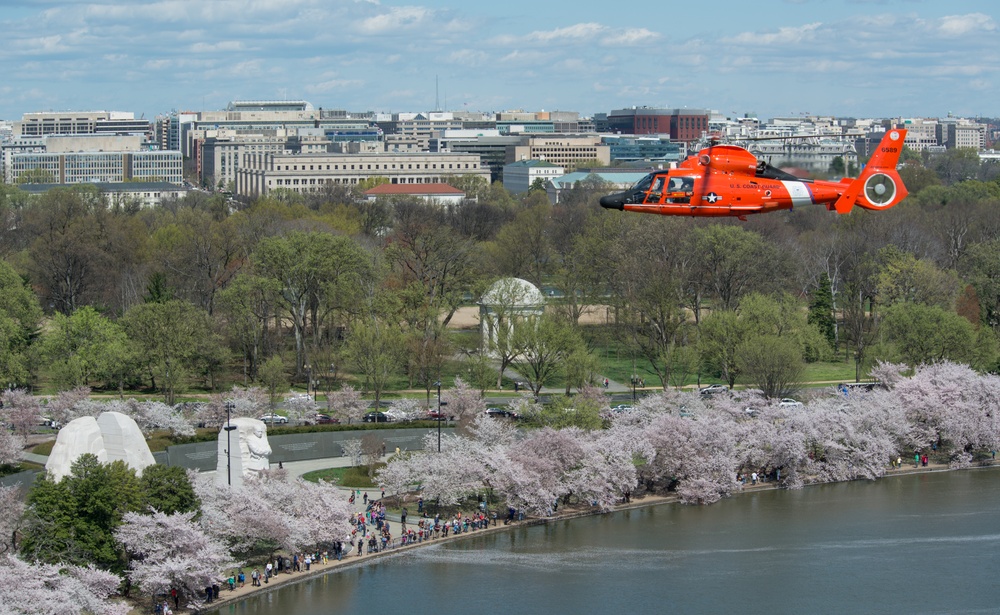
{"left": 97, "top": 411, "right": 156, "bottom": 470}
{"left": 45, "top": 411, "right": 155, "bottom": 482}
{"left": 216, "top": 417, "right": 272, "bottom": 488}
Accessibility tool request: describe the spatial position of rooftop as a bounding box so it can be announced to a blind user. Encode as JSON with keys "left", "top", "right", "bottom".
{"left": 363, "top": 183, "right": 465, "bottom": 196}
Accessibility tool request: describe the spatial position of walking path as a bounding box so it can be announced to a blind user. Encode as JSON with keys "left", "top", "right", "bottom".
{"left": 169, "top": 490, "right": 677, "bottom": 614}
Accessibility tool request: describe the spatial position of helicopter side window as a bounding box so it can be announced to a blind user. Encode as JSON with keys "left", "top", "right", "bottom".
{"left": 626, "top": 174, "right": 654, "bottom": 204}
{"left": 645, "top": 176, "right": 666, "bottom": 204}
{"left": 667, "top": 176, "right": 695, "bottom": 204}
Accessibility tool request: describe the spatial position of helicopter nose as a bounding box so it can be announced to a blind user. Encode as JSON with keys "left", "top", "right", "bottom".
{"left": 600, "top": 193, "right": 624, "bottom": 210}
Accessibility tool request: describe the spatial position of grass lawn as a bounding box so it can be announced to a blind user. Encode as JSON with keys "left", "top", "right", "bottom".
{"left": 301, "top": 463, "right": 383, "bottom": 488}
{"left": 800, "top": 361, "right": 859, "bottom": 384}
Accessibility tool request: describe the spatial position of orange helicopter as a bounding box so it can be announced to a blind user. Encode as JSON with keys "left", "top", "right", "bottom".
{"left": 599, "top": 129, "right": 908, "bottom": 218}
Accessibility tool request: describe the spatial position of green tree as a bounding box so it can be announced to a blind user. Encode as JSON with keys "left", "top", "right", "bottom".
{"left": 808, "top": 273, "right": 837, "bottom": 350}
{"left": 690, "top": 224, "right": 782, "bottom": 311}
{"left": 41, "top": 306, "right": 132, "bottom": 390}
{"left": 139, "top": 464, "right": 200, "bottom": 515}
{"left": 534, "top": 393, "right": 603, "bottom": 430}
{"left": 345, "top": 318, "right": 404, "bottom": 407}
{"left": 486, "top": 203, "right": 552, "bottom": 288}
{"left": 510, "top": 313, "right": 582, "bottom": 396}
{"left": 698, "top": 310, "right": 747, "bottom": 387}
{"left": 736, "top": 334, "right": 804, "bottom": 398}
{"left": 875, "top": 246, "right": 961, "bottom": 309}
{"left": 20, "top": 454, "right": 144, "bottom": 573}
{"left": 122, "top": 300, "right": 221, "bottom": 403}
{"left": 880, "top": 302, "right": 976, "bottom": 366}
{"left": 962, "top": 239, "right": 1000, "bottom": 330}
{"left": 216, "top": 273, "right": 281, "bottom": 383}
{"left": 258, "top": 355, "right": 289, "bottom": 409}
{"left": 254, "top": 231, "right": 369, "bottom": 377}
{"left": 0, "top": 260, "right": 43, "bottom": 386}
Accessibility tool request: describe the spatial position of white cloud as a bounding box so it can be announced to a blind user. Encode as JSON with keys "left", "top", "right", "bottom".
{"left": 727, "top": 22, "right": 822, "bottom": 45}
{"left": 936, "top": 13, "right": 996, "bottom": 37}
{"left": 448, "top": 49, "right": 490, "bottom": 68}
{"left": 496, "top": 22, "right": 661, "bottom": 48}
{"left": 356, "top": 6, "right": 432, "bottom": 34}
{"left": 611, "top": 28, "right": 661, "bottom": 45}
{"left": 305, "top": 79, "right": 364, "bottom": 93}
{"left": 190, "top": 41, "right": 245, "bottom": 53}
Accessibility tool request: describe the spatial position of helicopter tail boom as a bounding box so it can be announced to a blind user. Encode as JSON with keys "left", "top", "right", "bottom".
{"left": 832, "top": 129, "right": 908, "bottom": 214}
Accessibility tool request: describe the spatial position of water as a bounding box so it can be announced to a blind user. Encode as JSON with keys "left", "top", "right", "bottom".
{"left": 214, "top": 469, "right": 1000, "bottom": 614}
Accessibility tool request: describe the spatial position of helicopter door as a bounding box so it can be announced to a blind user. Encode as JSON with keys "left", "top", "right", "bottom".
{"left": 667, "top": 177, "right": 695, "bottom": 204}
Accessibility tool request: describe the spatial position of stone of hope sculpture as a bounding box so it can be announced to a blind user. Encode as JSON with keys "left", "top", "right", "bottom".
{"left": 216, "top": 417, "right": 272, "bottom": 488}
{"left": 45, "top": 411, "right": 156, "bottom": 481}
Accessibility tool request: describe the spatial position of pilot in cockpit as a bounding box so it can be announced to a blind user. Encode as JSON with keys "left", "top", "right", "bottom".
{"left": 667, "top": 177, "right": 694, "bottom": 203}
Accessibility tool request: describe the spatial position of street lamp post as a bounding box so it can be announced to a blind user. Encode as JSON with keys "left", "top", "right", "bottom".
{"left": 433, "top": 380, "right": 447, "bottom": 453}
{"left": 327, "top": 364, "right": 335, "bottom": 411}
{"left": 224, "top": 401, "right": 237, "bottom": 486}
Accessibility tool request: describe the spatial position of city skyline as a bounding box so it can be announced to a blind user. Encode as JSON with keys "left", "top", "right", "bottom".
{"left": 1, "top": 0, "right": 998, "bottom": 121}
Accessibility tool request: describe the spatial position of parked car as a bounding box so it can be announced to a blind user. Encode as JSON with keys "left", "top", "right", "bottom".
{"left": 425, "top": 410, "right": 450, "bottom": 420}
{"left": 363, "top": 411, "right": 391, "bottom": 423}
{"left": 611, "top": 404, "right": 635, "bottom": 413}
{"left": 307, "top": 413, "right": 338, "bottom": 424}
{"left": 699, "top": 384, "right": 729, "bottom": 396}
{"left": 259, "top": 413, "right": 288, "bottom": 424}
{"left": 485, "top": 407, "right": 519, "bottom": 419}
{"left": 779, "top": 398, "right": 803, "bottom": 408}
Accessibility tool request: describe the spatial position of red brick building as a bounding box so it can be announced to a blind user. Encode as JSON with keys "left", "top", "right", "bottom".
{"left": 606, "top": 107, "right": 709, "bottom": 141}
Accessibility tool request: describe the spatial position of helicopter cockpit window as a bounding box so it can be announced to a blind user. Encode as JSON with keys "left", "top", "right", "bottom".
{"left": 667, "top": 176, "right": 696, "bottom": 204}
{"left": 645, "top": 176, "right": 666, "bottom": 204}
{"left": 631, "top": 174, "right": 654, "bottom": 193}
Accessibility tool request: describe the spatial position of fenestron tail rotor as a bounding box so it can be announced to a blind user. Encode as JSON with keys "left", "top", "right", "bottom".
{"left": 863, "top": 173, "right": 897, "bottom": 207}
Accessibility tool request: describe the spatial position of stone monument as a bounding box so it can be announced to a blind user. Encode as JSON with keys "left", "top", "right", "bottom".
{"left": 45, "top": 411, "right": 156, "bottom": 481}
{"left": 216, "top": 417, "right": 272, "bottom": 488}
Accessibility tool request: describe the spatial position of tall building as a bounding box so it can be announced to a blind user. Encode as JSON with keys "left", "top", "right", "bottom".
{"left": 3, "top": 134, "right": 181, "bottom": 184}
{"left": 505, "top": 135, "right": 610, "bottom": 168}
{"left": 236, "top": 151, "right": 489, "bottom": 198}
{"left": 606, "top": 107, "right": 709, "bottom": 141}
{"left": 14, "top": 111, "right": 152, "bottom": 139}
{"left": 502, "top": 159, "right": 565, "bottom": 194}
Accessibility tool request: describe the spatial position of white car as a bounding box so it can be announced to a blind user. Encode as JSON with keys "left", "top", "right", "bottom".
{"left": 259, "top": 413, "right": 288, "bottom": 424}
{"left": 699, "top": 384, "right": 728, "bottom": 396}
{"left": 779, "top": 398, "right": 803, "bottom": 408}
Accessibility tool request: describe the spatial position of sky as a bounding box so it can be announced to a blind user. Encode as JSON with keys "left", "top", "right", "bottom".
{"left": 1, "top": 0, "right": 998, "bottom": 122}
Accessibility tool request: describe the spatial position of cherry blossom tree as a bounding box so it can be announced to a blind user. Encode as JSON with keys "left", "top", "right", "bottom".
{"left": 386, "top": 397, "right": 420, "bottom": 421}
{"left": 890, "top": 361, "right": 1000, "bottom": 465}
{"left": 442, "top": 377, "right": 486, "bottom": 422}
{"left": 328, "top": 385, "right": 367, "bottom": 424}
{"left": 115, "top": 510, "right": 236, "bottom": 608}
{"left": 194, "top": 471, "right": 352, "bottom": 558}
{"left": 283, "top": 393, "right": 318, "bottom": 423}
{"left": 197, "top": 385, "right": 270, "bottom": 427}
{"left": 0, "top": 554, "right": 127, "bottom": 615}
{"left": 43, "top": 386, "right": 91, "bottom": 426}
{"left": 0, "top": 428, "right": 23, "bottom": 466}
{"left": 0, "top": 485, "right": 24, "bottom": 554}
{"left": 1, "top": 388, "right": 41, "bottom": 438}
{"left": 341, "top": 438, "right": 363, "bottom": 466}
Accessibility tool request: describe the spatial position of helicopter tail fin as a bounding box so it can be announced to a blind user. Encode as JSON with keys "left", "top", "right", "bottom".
{"left": 833, "top": 129, "right": 908, "bottom": 214}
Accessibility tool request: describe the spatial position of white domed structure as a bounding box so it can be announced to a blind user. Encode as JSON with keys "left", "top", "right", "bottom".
{"left": 480, "top": 277, "right": 546, "bottom": 308}
{"left": 479, "top": 277, "right": 546, "bottom": 356}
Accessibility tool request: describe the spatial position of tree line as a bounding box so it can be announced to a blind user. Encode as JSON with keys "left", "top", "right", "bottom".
{"left": 1, "top": 146, "right": 999, "bottom": 403}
